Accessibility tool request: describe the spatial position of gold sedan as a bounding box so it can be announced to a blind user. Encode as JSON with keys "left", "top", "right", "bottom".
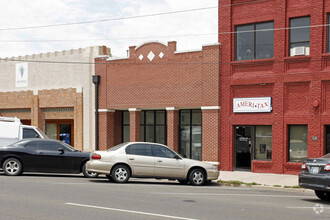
{"left": 86, "top": 142, "right": 219, "bottom": 186}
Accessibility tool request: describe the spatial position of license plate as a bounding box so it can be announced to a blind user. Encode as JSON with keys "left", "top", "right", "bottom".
{"left": 310, "top": 166, "right": 320, "bottom": 174}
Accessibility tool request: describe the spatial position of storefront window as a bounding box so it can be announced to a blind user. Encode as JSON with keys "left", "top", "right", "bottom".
{"left": 140, "top": 110, "right": 167, "bottom": 145}
{"left": 254, "top": 126, "right": 272, "bottom": 160}
{"left": 122, "top": 111, "right": 130, "bottom": 143}
{"left": 179, "top": 110, "right": 202, "bottom": 160}
{"left": 288, "top": 125, "right": 308, "bottom": 162}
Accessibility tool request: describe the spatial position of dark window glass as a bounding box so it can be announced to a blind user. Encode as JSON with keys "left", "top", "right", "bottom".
{"left": 256, "top": 22, "right": 274, "bottom": 59}
{"left": 290, "top": 17, "right": 310, "bottom": 54}
{"left": 328, "top": 14, "right": 330, "bottom": 53}
{"left": 122, "top": 111, "right": 130, "bottom": 143}
{"left": 153, "top": 145, "right": 177, "bottom": 158}
{"left": 146, "top": 111, "right": 154, "bottom": 125}
{"left": 140, "top": 110, "right": 167, "bottom": 145}
{"left": 288, "top": 125, "right": 308, "bottom": 162}
{"left": 179, "top": 109, "right": 202, "bottom": 160}
{"left": 59, "top": 124, "right": 71, "bottom": 145}
{"left": 156, "top": 111, "right": 165, "bottom": 124}
{"left": 107, "top": 143, "right": 127, "bottom": 152}
{"left": 23, "top": 128, "right": 40, "bottom": 139}
{"left": 180, "top": 110, "right": 191, "bottom": 125}
{"left": 125, "top": 144, "right": 152, "bottom": 156}
{"left": 254, "top": 126, "right": 272, "bottom": 160}
{"left": 235, "top": 21, "right": 274, "bottom": 61}
{"left": 326, "top": 125, "right": 330, "bottom": 154}
{"left": 26, "top": 141, "right": 62, "bottom": 151}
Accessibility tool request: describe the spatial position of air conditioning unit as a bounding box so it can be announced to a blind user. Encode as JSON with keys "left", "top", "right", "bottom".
{"left": 290, "top": 46, "right": 310, "bottom": 56}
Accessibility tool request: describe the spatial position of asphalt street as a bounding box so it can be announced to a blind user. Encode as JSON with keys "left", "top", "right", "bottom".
{"left": 0, "top": 173, "right": 329, "bottom": 220}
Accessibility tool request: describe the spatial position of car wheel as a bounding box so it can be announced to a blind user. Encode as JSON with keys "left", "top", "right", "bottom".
{"left": 82, "top": 163, "right": 99, "bottom": 178}
{"left": 315, "top": 190, "right": 330, "bottom": 201}
{"left": 3, "top": 158, "right": 23, "bottom": 176}
{"left": 178, "top": 180, "right": 188, "bottom": 185}
{"left": 189, "top": 168, "right": 206, "bottom": 186}
{"left": 111, "top": 165, "right": 130, "bottom": 183}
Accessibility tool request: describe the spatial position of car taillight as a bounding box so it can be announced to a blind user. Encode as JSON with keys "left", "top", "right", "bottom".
{"left": 92, "top": 153, "right": 101, "bottom": 160}
{"left": 324, "top": 164, "right": 330, "bottom": 171}
{"left": 301, "top": 163, "right": 307, "bottom": 170}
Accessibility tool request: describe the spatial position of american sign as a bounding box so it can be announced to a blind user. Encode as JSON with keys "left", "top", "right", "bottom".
{"left": 233, "top": 97, "right": 272, "bottom": 113}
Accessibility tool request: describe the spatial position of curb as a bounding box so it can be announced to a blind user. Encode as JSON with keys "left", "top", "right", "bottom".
{"left": 216, "top": 182, "right": 313, "bottom": 192}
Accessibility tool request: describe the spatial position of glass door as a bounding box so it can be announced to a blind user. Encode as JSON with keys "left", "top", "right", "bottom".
{"left": 45, "top": 120, "right": 73, "bottom": 146}
{"left": 234, "top": 126, "right": 253, "bottom": 170}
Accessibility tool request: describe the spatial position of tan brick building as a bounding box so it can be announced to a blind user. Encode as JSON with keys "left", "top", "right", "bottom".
{"left": 95, "top": 41, "right": 221, "bottom": 163}
{"left": 0, "top": 46, "right": 111, "bottom": 151}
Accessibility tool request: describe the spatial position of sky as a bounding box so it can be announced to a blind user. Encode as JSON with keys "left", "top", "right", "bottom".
{"left": 0, "top": 0, "right": 218, "bottom": 58}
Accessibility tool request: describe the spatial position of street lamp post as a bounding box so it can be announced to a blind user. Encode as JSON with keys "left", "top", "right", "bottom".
{"left": 92, "top": 75, "right": 100, "bottom": 150}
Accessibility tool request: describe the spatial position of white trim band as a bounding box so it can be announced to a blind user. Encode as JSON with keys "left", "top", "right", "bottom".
{"left": 166, "top": 107, "right": 178, "bottom": 111}
{"left": 98, "top": 109, "right": 115, "bottom": 113}
{"left": 128, "top": 108, "right": 141, "bottom": 112}
{"left": 201, "top": 106, "right": 221, "bottom": 110}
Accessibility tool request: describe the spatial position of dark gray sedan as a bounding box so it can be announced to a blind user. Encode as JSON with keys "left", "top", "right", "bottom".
{"left": 299, "top": 153, "right": 330, "bottom": 201}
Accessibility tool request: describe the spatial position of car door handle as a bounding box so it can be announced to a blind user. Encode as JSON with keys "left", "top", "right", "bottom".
{"left": 128, "top": 158, "right": 135, "bottom": 160}
{"left": 157, "top": 160, "right": 163, "bottom": 162}
{"left": 38, "top": 152, "right": 44, "bottom": 155}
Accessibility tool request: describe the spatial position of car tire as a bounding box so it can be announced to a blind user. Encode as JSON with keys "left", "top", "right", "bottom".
{"left": 178, "top": 180, "right": 188, "bottom": 185}
{"left": 3, "top": 158, "right": 23, "bottom": 176}
{"left": 82, "top": 163, "right": 99, "bottom": 178}
{"left": 315, "top": 190, "right": 330, "bottom": 201}
{"left": 189, "top": 168, "right": 206, "bottom": 186}
{"left": 111, "top": 165, "right": 130, "bottom": 183}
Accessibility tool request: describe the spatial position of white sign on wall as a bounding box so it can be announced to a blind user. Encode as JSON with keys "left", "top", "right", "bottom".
{"left": 233, "top": 97, "right": 272, "bottom": 113}
{"left": 16, "top": 63, "right": 28, "bottom": 87}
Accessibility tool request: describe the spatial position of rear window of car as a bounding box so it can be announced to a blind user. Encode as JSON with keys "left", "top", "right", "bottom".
{"left": 107, "top": 143, "right": 127, "bottom": 151}
{"left": 321, "top": 153, "right": 330, "bottom": 158}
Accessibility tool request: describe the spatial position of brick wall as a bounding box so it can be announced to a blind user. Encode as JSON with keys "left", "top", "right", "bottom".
{"left": 219, "top": 0, "right": 330, "bottom": 174}
{"left": 96, "top": 41, "right": 221, "bottom": 162}
{"left": 0, "top": 88, "right": 83, "bottom": 150}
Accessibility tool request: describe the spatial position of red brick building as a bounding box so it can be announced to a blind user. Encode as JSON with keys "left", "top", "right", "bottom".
{"left": 95, "top": 41, "right": 221, "bottom": 163}
{"left": 219, "top": 0, "right": 330, "bottom": 174}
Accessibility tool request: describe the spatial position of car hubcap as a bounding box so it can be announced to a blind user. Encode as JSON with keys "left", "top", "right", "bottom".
{"left": 6, "top": 161, "right": 19, "bottom": 174}
{"left": 115, "top": 168, "right": 127, "bottom": 181}
{"left": 87, "top": 171, "right": 97, "bottom": 176}
{"left": 192, "top": 171, "right": 203, "bottom": 184}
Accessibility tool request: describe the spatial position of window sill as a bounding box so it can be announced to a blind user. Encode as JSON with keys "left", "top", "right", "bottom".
{"left": 231, "top": 58, "right": 275, "bottom": 65}
{"left": 284, "top": 55, "right": 311, "bottom": 62}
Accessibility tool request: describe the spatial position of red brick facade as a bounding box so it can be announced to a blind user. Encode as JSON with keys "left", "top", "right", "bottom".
{"left": 95, "top": 41, "right": 220, "bottom": 162}
{"left": 219, "top": 0, "right": 330, "bottom": 174}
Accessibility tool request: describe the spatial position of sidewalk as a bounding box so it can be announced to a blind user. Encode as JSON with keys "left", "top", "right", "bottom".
{"left": 218, "top": 171, "right": 299, "bottom": 187}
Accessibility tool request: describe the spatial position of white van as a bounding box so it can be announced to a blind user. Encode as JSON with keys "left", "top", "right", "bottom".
{"left": 0, "top": 117, "right": 48, "bottom": 146}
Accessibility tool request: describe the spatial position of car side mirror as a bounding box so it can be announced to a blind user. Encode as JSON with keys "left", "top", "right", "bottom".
{"left": 58, "top": 148, "right": 65, "bottom": 154}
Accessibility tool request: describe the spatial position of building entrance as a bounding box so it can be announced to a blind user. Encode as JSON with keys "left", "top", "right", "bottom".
{"left": 326, "top": 126, "right": 330, "bottom": 154}
{"left": 46, "top": 120, "right": 73, "bottom": 146}
{"left": 234, "top": 126, "right": 252, "bottom": 170}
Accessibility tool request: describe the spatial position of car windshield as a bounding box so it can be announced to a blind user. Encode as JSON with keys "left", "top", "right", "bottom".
{"left": 107, "top": 142, "right": 127, "bottom": 151}
{"left": 321, "top": 153, "right": 330, "bottom": 158}
{"left": 36, "top": 128, "right": 49, "bottom": 139}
